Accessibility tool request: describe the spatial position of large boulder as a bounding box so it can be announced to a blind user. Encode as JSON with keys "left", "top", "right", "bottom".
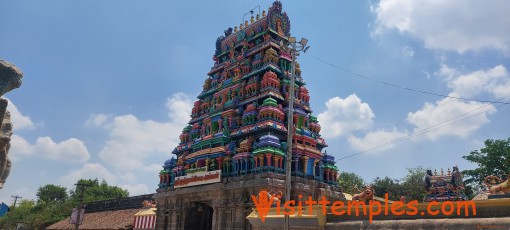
{"left": 0, "top": 60, "right": 23, "bottom": 189}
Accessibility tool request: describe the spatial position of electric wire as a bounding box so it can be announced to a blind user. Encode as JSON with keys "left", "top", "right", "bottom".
{"left": 304, "top": 52, "right": 510, "bottom": 160}
{"left": 306, "top": 53, "right": 510, "bottom": 105}
{"left": 335, "top": 96, "right": 509, "bottom": 162}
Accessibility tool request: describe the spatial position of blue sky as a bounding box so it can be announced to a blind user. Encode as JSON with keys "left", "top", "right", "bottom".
{"left": 1, "top": 0, "right": 509, "bottom": 203}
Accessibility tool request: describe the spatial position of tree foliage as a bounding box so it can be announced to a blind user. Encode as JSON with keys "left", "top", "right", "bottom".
{"left": 0, "top": 178, "right": 129, "bottom": 229}
{"left": 400, "top": 167, "right": 427, "bottom": 201}
{"left": 370, "top": 167, "right": 427, "bottom": 201}
{"left": 372, "top": 176, "right": 401, "bottom": 200}
{"left": 462, "top": 138, "right": 510, "bottom": 185}
{"left": 0, "top": 200, "right": 35, "bottom": 229}
{"left": 337, "top": 172, "right": 365, "bottom": 194}
{"left": 338, "top": 167, "right": 428, "bottom": 201}
{"left": 37, "top": 184, "right": 68, "bottom": 203}
{"left": 70, "top": 179, "right": 129, "bottom": 203}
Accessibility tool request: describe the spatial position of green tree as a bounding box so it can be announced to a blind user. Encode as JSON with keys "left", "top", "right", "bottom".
{"left": 0, "top": 178, "right": 129, "bottom": 229}
{"left": 36, "top": 184, "right": 68, "bottom": 203}
{"left": 70, "top": 178, "right": 129, "bottom": 203}
{"left": 372, "top": 176, "right": 401, "bottom": 200}
{"left": 462, "top": 138, "right": 510, "bottom": 185}
{"left": 371, "top": 167, "right": 427, "bottom": 201}
{"left": 400, "top": 167, "right": 427, "bottom": 201}
{"left": 337, "top": 172, "right": 365, "bottom": 194}
{"left": 0, "top": 199, "right": 36, "bottom": 229}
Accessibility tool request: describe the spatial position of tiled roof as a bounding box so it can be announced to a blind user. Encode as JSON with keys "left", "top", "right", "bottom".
{"left": 47, "top": 208, "right": 142, "bottom": 230}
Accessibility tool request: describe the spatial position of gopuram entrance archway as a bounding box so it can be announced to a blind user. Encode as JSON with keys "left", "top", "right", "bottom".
{"left": 184, "top": 202, "right": 213, "bottom": 230}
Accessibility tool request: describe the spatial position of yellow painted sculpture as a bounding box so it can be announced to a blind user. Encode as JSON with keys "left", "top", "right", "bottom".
{"left": 352, "top": 185, "right": 375, "bottom": 203}
{"left": 263, "top": 48, "right": 279, "bottom": 64}
{"left": 484, "top": 172, "right": 510, "bottom": 194}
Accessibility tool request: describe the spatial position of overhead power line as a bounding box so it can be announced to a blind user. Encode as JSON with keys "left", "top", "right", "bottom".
{"left": 306, "top": 53, "right": 510, "bottom": 105}
{"left": 335, "top": 96, "right": 509, "bottom": 162}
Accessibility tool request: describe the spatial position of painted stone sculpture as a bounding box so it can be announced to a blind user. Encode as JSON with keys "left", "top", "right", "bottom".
{"left": 424, "top": 167, "right": 466, "bottom": 202}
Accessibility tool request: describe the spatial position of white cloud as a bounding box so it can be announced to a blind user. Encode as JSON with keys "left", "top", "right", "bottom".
{"left": 318, "top": 94, "right": 374, "bottom": 138}
{"left": 6, "top": 99, "right": 34, "bottom": 130}
{"left": 96, "top": 93, "right": 192, "bottom": 170}
{"left": 119, "top": 183, "right": 151, "bottom": 196}
{"left": 447, "top": 65, "right": 510, "bottom": 98}
{"left": 166, "top": 93, "right": 193, "bottom": 122}
{"left": 143, "top": 163, "right": 163, "bottom": 174}
{"left": 372, "top": 0, "right": 510, "bottom": 53}
{"left": 11, "top": 134, "right": 90, "bottom": 163}
{"left": 85, "top": 113, "right": 113, "bottom": 128}
{"left": 406, "top": 65, "right": 508, "bottom": 140}
{"left": 60, "top": 163, "right": 117, "bottom": 187}
{"left": 437, "top": 64, "right": 458, "bottom": 81}
{"left": 407, "top": 98, "right": 495, "bottom": 140}
{"left": 347, "top": 65, "right": 505, "bottom": 147}
{"left": 348, "top": 128, "right": 408, "bottom": 152}
{"left": 119, "top": 172, "right": 137, "bottom": 183}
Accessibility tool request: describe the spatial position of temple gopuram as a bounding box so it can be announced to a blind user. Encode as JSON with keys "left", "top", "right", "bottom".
{"left": 154, "top": 1, "right": 343, "bottom": 229}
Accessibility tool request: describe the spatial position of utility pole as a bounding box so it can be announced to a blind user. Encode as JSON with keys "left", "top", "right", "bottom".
{"left": 11, "top": 195, "right": 21, "bottom": 210}
{"left": 74, "top": 182, "right": 91, "bottom": 230}
{"left": 280, "top": 36, "right": 309, "bottom": 230}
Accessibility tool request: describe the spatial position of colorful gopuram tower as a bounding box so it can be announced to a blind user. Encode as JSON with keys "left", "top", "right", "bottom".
{"left": 154, "top": 2, "right": 343, "bottom": 229}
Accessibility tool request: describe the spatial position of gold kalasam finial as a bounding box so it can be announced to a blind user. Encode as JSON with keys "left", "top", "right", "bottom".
{"left": 251, "top": 15, "right": 255, "bottom": 24}
{"left": 245, "top": 20, "right": 249, "bottom": 27}
{"left": 234, "top": 26, "right": 238, "bottom": 33}
{"left": 240, "top": 23, "right": 244, "bottom": 29}
{"left": 256, "top": 14, "right": 260, "bottom": 20}
{"left": 447, "top": 168, "right": 451, "bottom": 175}
{"left": 262, "top": 10, "right": 266, "bottom": 17}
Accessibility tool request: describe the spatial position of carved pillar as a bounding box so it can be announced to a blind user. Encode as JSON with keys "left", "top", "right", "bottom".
{"left": 165, "top": 209, "right": 173, "bottom": 230}
{"left": 170, "top": 172, "right": 175, "bottom": 185}
{"left": 216, "top": 207, "right": 224, "bottom": 229}
{"left": 293, "top": 157, "right": 299, "bottom": 172}
{"left": 265, "top": 153, "right": 272, "bottom": 167}
{"left": 319, "top": 164, "right": 324, "bottom": 179}
{"left": 302, "top": 156, "right": 309, "bottom": 175}
{"left": 217, "top": 157, "right": 223, "bottom": 170}
{"left": 170, "top": 208, "right": 182, "bottom": 230}
{"left": 254, "top": 157, "right": 258, "bottom": 168}
{"left": 165, "top": 174, "right": 170, "bottom": 184}
{"left": 211, "top": 207, "right": 218, "bottom": 230}
{"left": 234, "top": 206, "right": 246, "bottom": 230}
{"left": 313, "top": 159, "right": 319, "bottom": 176}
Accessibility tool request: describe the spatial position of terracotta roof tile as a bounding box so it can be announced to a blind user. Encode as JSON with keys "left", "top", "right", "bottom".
{"left": 47, "top": 208, "right": 142, "bottom": 230}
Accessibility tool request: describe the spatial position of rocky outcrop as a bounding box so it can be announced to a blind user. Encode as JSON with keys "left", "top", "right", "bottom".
{"left": 0, "top": 59, "right": 23, "bottom": 189}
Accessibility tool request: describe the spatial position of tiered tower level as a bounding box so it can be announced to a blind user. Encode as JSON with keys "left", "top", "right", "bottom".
{"left": 155, "top": 4, "right": 343, "bottom": 228}
{"left": 158, "top": 1, "right": 339, "bottom": 190}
